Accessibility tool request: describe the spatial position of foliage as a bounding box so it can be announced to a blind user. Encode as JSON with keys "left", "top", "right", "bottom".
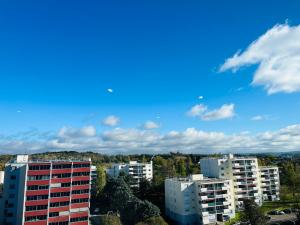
{"left": 102, "top": 177, "right": 160, "bottom": 225}
{"left": 225, "top": 212, "right": 245, "bottom": 225}
{"left": 135, "top": 216, "right": 168, "bottom": 225}
{"left": 99, "top": 215, "right": 122, "bottom": 225}
{"left": 95, "top": 165, "right": 106, "bottom": 197}
{"left": 243, "top": 199, "right": 268, "bottom": 225}
{"left": 280, "top": 161, "right": 300, "bottom": 197}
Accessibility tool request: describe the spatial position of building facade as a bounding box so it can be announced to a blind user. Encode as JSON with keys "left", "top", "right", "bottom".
{"left": 0, "top": 155, "right": 91, "bottom": 225}
{"left": 106, "top": 161, "right": 153, "bottom": 186}
{"left": 259, "top": 167, "right": 280, "bottom": 201}
{"left": 0, "top": 171, "right": 4, "bottom": 184}
{"left": 165, "top": 174, "right": 235, "bottom": 225}
{"left": 200, "top": 154, "right": 280, "bottom": 209}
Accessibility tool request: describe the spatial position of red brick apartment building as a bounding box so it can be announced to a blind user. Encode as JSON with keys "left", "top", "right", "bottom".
{"left": 0, "top": 155, "right": 91, "bottom": 225}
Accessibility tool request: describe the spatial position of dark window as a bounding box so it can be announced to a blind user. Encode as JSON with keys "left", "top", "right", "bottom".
{"left": 70, "top": 217, "right": 88, "bottom": 223}
{"left": 71, "top": 198, "right": 89, "bottom": 204}
{"left": 50, "top": 192, "right": 70, "bottom": 198}
{"left": 49, "top": 212, "right": 59, "bottom": 217}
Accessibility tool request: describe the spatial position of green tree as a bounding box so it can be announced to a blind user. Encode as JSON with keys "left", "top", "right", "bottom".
{"left": 99, "top": 215, "right": 122, "bottom": 225}
{"left": 102, "top": 177, "right": 161, "bottom": 225}
{"left": 135, "top": 179, "right": 152, "bottom": 200}
{"left": 177, "top": 159, "right": 187, "bottom": 177}
{"left": 135, "top": 216, "right": 168, "bottom": 225}
{"left": 95, "top": 165, "right": 106, "bottom": 197}
{"left": 243, "top": 199, "right": 267, "bottom": 225}
{"left": 281, "top": 161, "right": 300, "bottom": 197}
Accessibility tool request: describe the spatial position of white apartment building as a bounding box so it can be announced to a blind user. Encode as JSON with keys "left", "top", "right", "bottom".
{"left": 165, "top": 174, "right": 235, "bottom": 225}
{"left": 0, "top": 171, "right": 4, "bottom": 184}
{"left": 259, "top": 167, "right": 280, "bottom": 201}
{"left": 200, "top": 154, "right": 280, "bottom": 209}
{"left": 106, "top": 161, "right": 153, "bottom": 186}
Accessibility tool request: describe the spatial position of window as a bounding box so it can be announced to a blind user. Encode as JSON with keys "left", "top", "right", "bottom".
{"left": 61, "top": 182, "right": 71, "bottom": 187}
{"left": 49, "top": 212, "right": 59, "bottom": 217}
{"left": 72, "top": 172, "right": 90, "bottom": 177}
{"left": 25, "top": 215, "right": 47, "bottom": 222}
{"left": 70, "top": 217, "right": 88, "bottom": 223}
{"left": 27, "top": 195, "right": 48, "bottom": 201}
{"left": 26, "top": 205, "right": 48, "bottom": 211}
{"left": 72, "top": 189, "right": 89, "bottom": 195}
{"left": 50, "top": 201, "right": 69, "bottom": 207}
{"left": 72, "top": 180, "right": 89, "bottom": 186}
{"left": 29, "top": 165, "right": 50, "bottom": 170}
{"left": 9, "top": 184, "right": 15, "bottom": 189}
{"left": 10, "top": 175, "right": 16, "bottom": 180}
{"left": 27, "top": 175, "right": 50, "bottom": 180}
{"left": 71, "top": 198, "right": 89, "bottom": 204}
{"left": 73, "top": 163, "right": 90, "bottom": 168}
{"left": 50, "top": 192, "right": 70, "bottom": 198}
{"left": 52, "top": 173, "right": 71, "bottom": 178}
{"left": 49, "top": 221, "right": 69, "bottom": 225}
{"left": 27, "top": 185, "right": 49, "bottom": 190}
{"left": 52, "top": 164, "right": 72, "bottom": 169}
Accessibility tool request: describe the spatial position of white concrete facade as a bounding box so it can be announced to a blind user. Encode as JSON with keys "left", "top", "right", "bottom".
{"left": 165, "top": 174, "right": 235, "bottom": 225}
{"left": 106, "top": 161, "right": 153, "bottom": 186}
{"left": 200, "top": 154, "right": 280, "bottom": 210}
{"left": 0, "top": 171, "right": 4, "bottom": 184}
{"left": 259, "top": 166, "right": 280, "bottom": 201}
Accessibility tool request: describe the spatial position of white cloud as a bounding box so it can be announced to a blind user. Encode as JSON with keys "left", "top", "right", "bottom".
{"left": 251, "top": 115, "right": 264, "bottom": 121}
{"left": 142, "top": 121, "right": 160, "bottom": 130}
{"left": 58, "top": 126, "right": 96, "bottom": 139}
{"left": 102, "top": 115, "right": 120, "bottom": 126}
{"left": 107, "top": 88, "right": 113, "bottom": 93}
{"left": 187, "top": 103, "right": 235, "bottom": 121}
{"left": 187, "top": 104, "right": 207, "bottom": 117}
{"left": 2, "top": 124, "right": 300, "bottom": 154}
{"left": 220, "top": 23, "right": 300, "bottom": 94}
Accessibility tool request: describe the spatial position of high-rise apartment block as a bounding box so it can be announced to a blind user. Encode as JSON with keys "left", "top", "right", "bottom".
{"left": 200, "top": 154, "right": 262, "bottom": 208}
{"left": 106, "top": 161, "right": 153, "bottom": 186}
{"left": 200, "top": 154, "right": 280, "bottom": 209}
{"left": 165, "top": 174, "right": 235, "bottom": 225}
{"left": 0, "top": 155, "right": 91, "bottom": 225}
{"left": 166, "top": 154, "right": 280, "bottom": 225}
{"left": 259, "top": 166, "right": 280, "bottom": 201}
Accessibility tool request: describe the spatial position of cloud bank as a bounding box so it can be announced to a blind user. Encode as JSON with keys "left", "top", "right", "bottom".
{"left": 220, "top": 23, "right": 300, "bottom": 94}
{"left": 1, "top": 124, "right": 300, "bottom": 154}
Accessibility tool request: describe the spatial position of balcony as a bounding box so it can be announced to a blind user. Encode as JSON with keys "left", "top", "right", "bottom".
{"left": 200, "top": 196, "right": 208, "bottom": 200}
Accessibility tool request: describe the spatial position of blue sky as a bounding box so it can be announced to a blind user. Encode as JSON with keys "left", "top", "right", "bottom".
{"left": 1, "top": 0, "right": 300, "bottom": 154}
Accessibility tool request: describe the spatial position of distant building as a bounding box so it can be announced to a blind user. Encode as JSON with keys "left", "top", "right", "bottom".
{"left": 0, "top": 171, "right": 4, "bottom": 184}
{"left": 165, "top": 174, "right": 235, "bottom": 225}
{"left": 0, "top": 154, "right": 91, "bottom": 225}
{"left": 259, "top": 166, "right": 280, "bottom": 201}
{"left": 91, "top": 165, "right": 97, "bottom": 181}
{"left": 106, "top": 161, "right": 153, "bottom": 186}
{"left": 200, "top": 154, "right": 280, "bottom": 209}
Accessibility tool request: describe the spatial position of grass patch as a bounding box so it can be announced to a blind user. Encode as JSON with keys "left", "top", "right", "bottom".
{"left": 261, "top": 201, "right": 296, "bottom": 214}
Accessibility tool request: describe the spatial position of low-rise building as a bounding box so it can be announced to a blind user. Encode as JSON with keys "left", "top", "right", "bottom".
{"left": 106, "top": 161, "right": 153, "bottom": 186}
{"left": 165, "top": 174, "right": 235, "bottom": 225}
